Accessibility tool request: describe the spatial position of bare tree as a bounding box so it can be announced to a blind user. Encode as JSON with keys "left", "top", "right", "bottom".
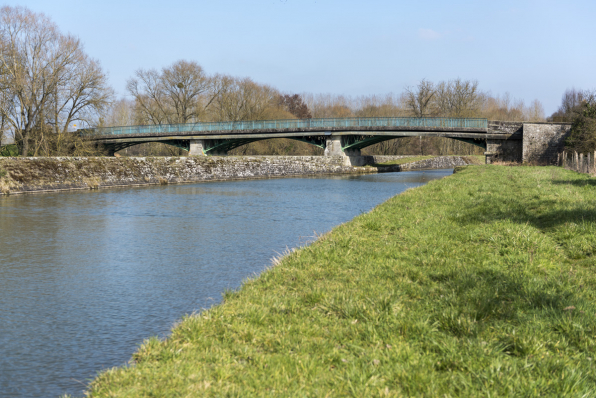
{"left": 0, "top": 6, "right": 112, "bottom": 155}
{"left": 300, "top": 93, "right": 355, "bottom": 118}
{"left": 210, "top": 76, "right": 279, "bottom": 121}
{"left": 404, "top": 79, "right": 436, "bottom": 117}
{"left": 527, "top": 99, "right": 545, "bottom": 122}
{"left": 127, "top": 60, "right": 216, "bottom": 125}
{"left": 106, "top": 98, "right": 135, "bottom": 127}
{"left": 48, "top": 57, "right": 112, "bottom": 135}
{"left": 550, "top": 88, "right": 586, "bottom": 122}
{"left": 355, "top": 94, "right": 404, "bottom": 118}
{"left": 127, "top": 69, "right": 165, "bottom": 124}
{"left": 434, "top": 78, "right": 483, "bottom": 117}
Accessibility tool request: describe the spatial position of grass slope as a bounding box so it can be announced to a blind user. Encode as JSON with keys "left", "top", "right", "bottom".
{"left": 87, "top": 166, "right": 596, "bottom": 397}
{"left": 372, "top": 156, "right": 437, "bottom": 166}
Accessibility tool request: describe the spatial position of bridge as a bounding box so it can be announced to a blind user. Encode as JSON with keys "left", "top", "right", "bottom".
{"left": 81, "top": 117, "right": 570, "bottom": 164}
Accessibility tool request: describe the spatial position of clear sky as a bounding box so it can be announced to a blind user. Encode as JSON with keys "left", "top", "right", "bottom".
{"left": 8, "top": 0, "right": 596, "bottom": 115}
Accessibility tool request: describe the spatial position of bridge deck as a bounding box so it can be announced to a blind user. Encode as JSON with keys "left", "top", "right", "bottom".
{"left": 81, "top": 117, "right": 524, "bottom": 155}
{"left": 84, "top": 117, "right": 489, "bottom": 139}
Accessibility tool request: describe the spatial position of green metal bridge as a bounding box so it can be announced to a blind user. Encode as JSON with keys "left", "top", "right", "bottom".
{"left": 82, "top": 117, "right": 515, "bottom": 156}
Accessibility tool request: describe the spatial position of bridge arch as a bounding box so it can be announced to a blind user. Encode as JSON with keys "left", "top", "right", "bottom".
{"left": 102, "top": 133, "right": 487, "bottom": 156}
{"left": 104, "top": 136, "right": 328, "bottom": 156}
{"left": 340, "top": 135, "right": 486, "bottom": 153}
{"left": 199, "top": 136, "right": 326, "bottom": 155}
{"left": 103, "top": 139, "right": 191, "bottom": 155}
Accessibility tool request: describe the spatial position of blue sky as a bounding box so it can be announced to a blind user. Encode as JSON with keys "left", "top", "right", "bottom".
{"left": 9, "top": 0, "right": 596, "bottom": 114}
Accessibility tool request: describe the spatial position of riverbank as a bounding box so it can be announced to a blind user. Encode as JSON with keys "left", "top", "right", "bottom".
{"left": 86, "top": 165, "right": 596, "bottom": 397}
{"left": 0, "top": 156, "right": 369, "bottom": 195}
{"left": 0, "top": 155, "right": 477, "bottom": 195}
{"left": 371, "top": 155, "right": 483, "bottom": 171}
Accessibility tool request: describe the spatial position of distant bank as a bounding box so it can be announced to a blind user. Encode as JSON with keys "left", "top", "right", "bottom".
{"left": 0, "top": 155, "right": 478, "bottom": 195}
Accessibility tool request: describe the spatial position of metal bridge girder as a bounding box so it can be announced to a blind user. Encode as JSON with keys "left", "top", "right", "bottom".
{"left": 341, "top": 135, "right": 488, "bottom": 151}
{"left": 202, "top": 136, "right": 326, "bottom": 155}
{"left": 450, "top": 137, "right": 487, "bottom": 149}
{"left": 102, "top": 139, "right": 190, "bottom": 154}
{"left": 341, "top": 135, "right": 402, "bottom": 151}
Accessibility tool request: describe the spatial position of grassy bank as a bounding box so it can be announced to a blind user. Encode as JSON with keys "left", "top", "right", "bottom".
{"left": 373, "top": 155, "right": 438, "bottom": 166}
{"left": 87, "top": 165, "right": 596, "bottom": 397}
{"left": 371, "top": 155, "right": 484, "bottom": 167}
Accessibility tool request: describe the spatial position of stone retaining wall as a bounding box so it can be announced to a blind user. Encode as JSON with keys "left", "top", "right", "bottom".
{"left": 0, "top": 155, "right": 470, "bottom": 195}
{"left": 0, "top": 156, "right": 372, "bottom": 195}
{"left": 522, "top": 123, "right": 572, "bottom": 164}
{"left": 371, "top": 156, "right": 476, "bottom": 172}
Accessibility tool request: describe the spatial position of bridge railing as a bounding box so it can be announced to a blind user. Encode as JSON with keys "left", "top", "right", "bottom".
{"left": 83, "top": 117, "right": 488, "bottom": 137}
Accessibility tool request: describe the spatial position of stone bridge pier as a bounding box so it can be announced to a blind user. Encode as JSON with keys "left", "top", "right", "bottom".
{"left": 323, "top": 135, "right": 342, "bottom": 156}
{"left": 189, "top": 139, "right": 205, "bottom": 156}
{"left": 189, "top": 139, "right": 231, "bottom": 156}
{"left": 324, "top": 135, "right": 361, "bottom": 156}
{"left": 484, "top": 122, "right": 571, "bottom": 164}
{"left": 323, "top": 135, "right": 362, "bottom": 166}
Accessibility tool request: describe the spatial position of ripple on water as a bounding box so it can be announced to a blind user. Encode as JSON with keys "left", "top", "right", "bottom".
{"left": 0, "top": 169, "right": 452, "bottom": 397}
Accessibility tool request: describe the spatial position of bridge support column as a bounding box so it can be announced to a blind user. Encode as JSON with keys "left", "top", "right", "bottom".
{"left": 324, "top": 135, "right": 366, "bottom": 166}
{"left": 188, "top": 139, "right": 205, "bottom": 156}
{"left": 102, "top": 144, "right": 116, "bottom": 156}
{"left": 486, "top": 139, "right": 522, "bottom": 163}
{"left": 484, "top": 151, "right": 496, "bottom": 164}
{"left": 344, "top": 148, "right": 361, "bottom": 156}
{"left": 324, "top": 135, "right": 344, "bottom": 157}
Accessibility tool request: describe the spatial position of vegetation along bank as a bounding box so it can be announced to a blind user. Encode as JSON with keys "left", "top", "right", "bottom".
{"left": 0, "top": 155, "right": 477, "bottom": 195}
{"left": 86, "top": 165, "right": 596, "bottom": 396}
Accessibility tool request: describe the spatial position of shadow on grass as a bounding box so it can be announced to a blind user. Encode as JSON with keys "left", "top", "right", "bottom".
{"left": 425, "top": 263, "right": 592, "bottom": 359}
{"left": 437, "top": 188, "right": 595, "bottom": 339}
{"left": 552, "top": 178, "right": 596, "bottom": 187}
{"left": 454, "top": 195, "right": 596, "bottom": 231}
{"left": 430, "top": 267, "right": 570, "bottom": 322}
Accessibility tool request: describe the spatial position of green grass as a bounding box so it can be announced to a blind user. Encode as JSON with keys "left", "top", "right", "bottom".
{"left": 86, "top": 165, "right": 596, "bottom": 397}
{"left": 464, "top": 155, "right": 485, "bottom": 165}
{"left": 372, "top": 155, "right": 437, "bottom": 166}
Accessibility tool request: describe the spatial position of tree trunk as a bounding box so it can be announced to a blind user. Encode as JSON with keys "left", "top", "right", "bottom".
{"left": 21, "top": 128, "right": 30, "bottom": 156}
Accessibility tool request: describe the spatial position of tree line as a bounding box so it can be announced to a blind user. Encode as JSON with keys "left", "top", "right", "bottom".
{"left": 3, "top": 5, "right": 590, "bottom": 158}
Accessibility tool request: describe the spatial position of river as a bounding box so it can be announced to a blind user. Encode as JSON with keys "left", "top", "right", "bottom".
{"left": 0, "top": 169, "right": 452, "bottom": 397}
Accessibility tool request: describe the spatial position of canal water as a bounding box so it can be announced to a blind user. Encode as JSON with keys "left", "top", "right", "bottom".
{"left": 0, "top": 169, "right": 452, "bottom": 397}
